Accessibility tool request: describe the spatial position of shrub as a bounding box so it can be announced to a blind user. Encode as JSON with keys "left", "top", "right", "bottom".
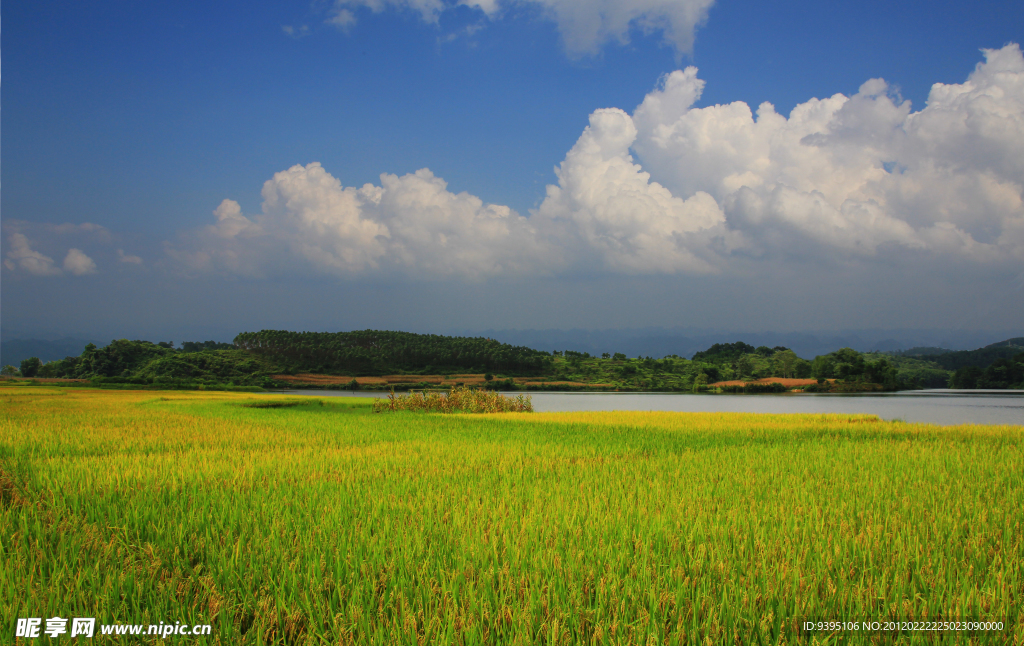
{"left": 373, "top": 386, "right": 532, "bottom": 414}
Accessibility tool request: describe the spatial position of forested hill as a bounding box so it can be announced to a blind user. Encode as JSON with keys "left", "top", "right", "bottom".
{"left": 904, "top": 337, "right": 1024, "bottom": 370}
{"left": 691, "top": 342, "right": 792, "bottom": 363}
{"left": 233, "top": 330, "right": 552, "bottom": 375}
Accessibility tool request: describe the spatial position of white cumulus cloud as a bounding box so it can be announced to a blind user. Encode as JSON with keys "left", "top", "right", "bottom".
{"left": 327, "top": 0, "right": 714, "bottom": 56}
{"left": 3, "top": 223, "right": 122, "bottom": 276}
{"left": 533, "top": 107, "right": 725, "bottom": 273}
{"left": 174, "top": 44, "right": 1024, "bottom": 281}
{"left": 4, "top": 233, "right": 62, "bottom": 276}
{"left": 169, "top": 162, "right": 552, "bottom": 279}
{"left": 630, "top": 44, "right": 1024, "bottom": 262}
{"left": 210, "top": 199, "right": 262, "bottom": 239}
{"left": 63, "top": 249, "right": 98, "bottom": 275}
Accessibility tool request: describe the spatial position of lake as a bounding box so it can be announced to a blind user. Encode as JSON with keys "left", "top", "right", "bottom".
{"left": 271, "top": 389, "right": 1024, "bottom": 426}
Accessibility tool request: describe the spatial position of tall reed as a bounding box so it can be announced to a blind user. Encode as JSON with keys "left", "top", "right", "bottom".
{"left": 372, "top": 385, "right": 533, "bottom": 413}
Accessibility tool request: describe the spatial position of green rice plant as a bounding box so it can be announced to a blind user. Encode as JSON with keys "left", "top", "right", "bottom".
{"left": 373, "top": 385, "right": 533, "bottom": 414}
{"left": 1, "top": 385, "right": 1021, "bottom": 645}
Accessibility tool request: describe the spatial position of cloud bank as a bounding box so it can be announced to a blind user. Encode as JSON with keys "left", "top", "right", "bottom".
{"left": 3, "top": 235, "right": 100, "bottom": 277}
{"left": 3, "top": 221, "right": 139, "bottom": 277}
{"left": 7, "top": 43, "right": 1009, "bottom": 287}
{"left": 168, "top": 164, "right": 551, "bottom": 279}
{"left": 326, "top": 0, "right": 715, "bottom": 56}
{"left": 164, "top": 44, "right": 1024, "bottom": 283}
{"left": 631, "top": 45, "right": 1024, "bottom": 263}
{"left": 4, "top": 234, "right": 64, "bottom": 276}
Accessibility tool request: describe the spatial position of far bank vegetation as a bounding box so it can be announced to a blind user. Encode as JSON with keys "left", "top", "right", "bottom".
{"left": 4, "top": 331, "right": 1022, "bottom": 393}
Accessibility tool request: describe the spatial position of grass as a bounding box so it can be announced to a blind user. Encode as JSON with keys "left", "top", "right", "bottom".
{"left": 1, "top": 385, "right": 1021, "bottom": 644}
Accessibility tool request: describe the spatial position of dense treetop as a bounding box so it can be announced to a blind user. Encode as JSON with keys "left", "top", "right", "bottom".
{"left": 690, "top": 342, "right": 757, "bottom": 363}
{"left": 692, "top": 342, "right": 791, "bottom": 363}
{"left": 233, "top": 330, "right": 552, "bottom": 375}
{"left": 948, "top": 352, "right": 1024, "bottom": 389}
{"left": 911, "top": 338, "right": 1024, "bottom": 370}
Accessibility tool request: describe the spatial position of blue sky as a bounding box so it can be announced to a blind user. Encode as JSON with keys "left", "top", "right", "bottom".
{"left": 3, "top": 0, "right": 1023, "bottom": 341}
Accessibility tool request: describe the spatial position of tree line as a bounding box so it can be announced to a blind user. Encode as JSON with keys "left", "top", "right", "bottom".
{"left": 232, "top": 330, "right": 552, "bottom": 375}
{"left": 4, "top": 331, "right": 1021, "bottom": 392}
{"left": 1, "top": 339, "right": 275, "bottom": 389}
{"left": 948, "top": 353, "right": 1024, "bottom": 389}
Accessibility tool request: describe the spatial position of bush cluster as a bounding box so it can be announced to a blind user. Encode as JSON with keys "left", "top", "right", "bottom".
{"left": 372, "top": 386, "right": 532, "bottom": 414}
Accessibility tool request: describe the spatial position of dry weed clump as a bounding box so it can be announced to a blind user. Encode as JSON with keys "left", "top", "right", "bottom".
{"left": 372, "top": 385, "right": 532, "bottom": 413}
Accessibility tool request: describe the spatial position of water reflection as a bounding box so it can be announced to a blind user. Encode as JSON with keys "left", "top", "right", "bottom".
{"left": 270, "top": 389, "right": 1024, "bottom": 426}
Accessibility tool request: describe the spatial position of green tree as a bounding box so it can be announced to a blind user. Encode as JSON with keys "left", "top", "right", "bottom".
{"left": 950, "top": 366, "right": 982, "bottom": 389}
{"left": 37, "top": 361, "right": 61, "bottom": 378}
{"left": 20, "top": 357, "right": 42, "bottom": 378}
{"left": 794, "top": 358, "right": 813, "bottom": 378}
{"left": 735, "top": 354, "right": 754, "bottom": 379}
{"left": 693, "top": 371, "right": 709, "bottom": 391}
{"left": 1, "top": 365, "right": 20, "bottom": 377}
{"left": 773, "top": 350, "right": 800, "bottom": 378}
{"left": 812, "top": 355, "right": 837, "bottom": 380}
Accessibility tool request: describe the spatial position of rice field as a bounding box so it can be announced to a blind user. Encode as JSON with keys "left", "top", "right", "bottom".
{"left": 2, "top": 385, "right": 1022, "bottom": 645}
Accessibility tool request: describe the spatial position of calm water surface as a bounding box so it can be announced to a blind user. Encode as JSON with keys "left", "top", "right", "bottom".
{"left": 272, "top": 389, "right": 1024, "bottom": 426}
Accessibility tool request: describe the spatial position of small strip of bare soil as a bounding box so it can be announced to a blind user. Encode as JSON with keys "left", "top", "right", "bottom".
{"left": 0, "top": 377, "right": 89, "bottom": 383}
{"left": 272, "top": 374, "right": 368, "bottom": 385}
{"left": 271, "top": 373, "right": 620, "bottom": 389}
{"left": 517, "top": 381, "right": 613, "bottom": 387}
{"left": 709, "top": 378, "right": 826, "bottom": 388}
{"left": 272, "top": 374, "right": 494, "bottom": 387}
